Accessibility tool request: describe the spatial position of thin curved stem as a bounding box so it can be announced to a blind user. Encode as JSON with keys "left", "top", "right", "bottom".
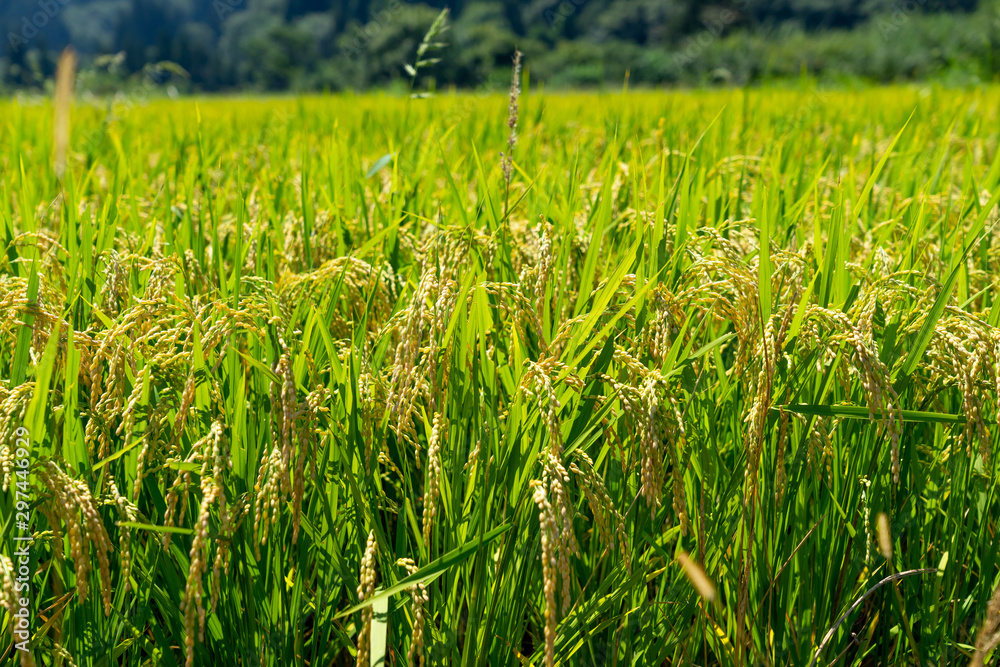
{"left": 808, "top": 568, "right": 936, "bottom": 667}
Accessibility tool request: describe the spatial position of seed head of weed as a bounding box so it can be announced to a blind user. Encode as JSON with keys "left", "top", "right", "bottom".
{"left": 405, "top": 7, "right": 450, "bottom": 94}
{"left": 501, "top": 50, "right": 523, "bottom": 215}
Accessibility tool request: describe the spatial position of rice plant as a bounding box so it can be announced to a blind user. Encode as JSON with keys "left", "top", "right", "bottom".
{"left": 0, "top": 82, "right": 999, "bottom": 666}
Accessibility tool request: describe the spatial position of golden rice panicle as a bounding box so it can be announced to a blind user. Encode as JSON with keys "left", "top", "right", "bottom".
{"left": 278, "top": 353, "right": 296, "bottom": 497}
{"left": 569, "top": 452, "right": 611, "bottom": 548}
{"left": 874, "top": 246, "right": 894, "bottom": 278}
{"left": 181, "top": 248, "right": 206, "bottom": 294}
{"left": 530, "top": 454, "right": 580, "bottom": 667}
{"left": 108, "top": 480, "right": 137, "bottom": 592}
{"left": 133, "top": 392, "right": 176, "bottom": 499}
{"left": 972, "top": 581, "right": 1000, "bottom": 667}
{"left": 119, "top": 364, "right": 148, "bottom": 442}
{"left": 855, "top": 289, "right": 881, "bottom": 348}
{"left": 521, "top": 357, "right": 583, "bottom": 625}
{"left": 638, "top": 374, "right": 665, "bottom": 516}
{"left": 383, "top": 252, "right": 461, "bottom": 436}
{"left": 356, "top": 370, "right": 380, "bottom": 467}
{"left": 213, "top": 504, "right": 235, "bottom": 602}
{"left": 37, "top": 461, "right": 113, "bottom": 616}
{"left": 73, "top": 474, "right": 116, "bottom": 613}
{"left": 548, "top": 454, "right": 579, "bottom": 611}
{"left": 46, "top": 642, "right": 74, "bottom": 667}
{"left": 860, "top": 477, "right": 872, "bottom": 565}
{"left": 162, "top": 469, "right": 192, "bottom": 549}
{"left": 0, "top": 385, "right": 33, "bottom": 492}
{"left": 991, "top": 330, "right": 1000, "bottom": 448}
{"left": 425, "top": 277, "right": 459, "bottom": 413}
{"left": 0, "top": 555, "right": 16, "bottom": 615}
{"left": 181, "top": 486, "right": 219, "bottom": 667}
{"left": 421, "top": 412, "right": 445, "bottom": 549}
{"left": 142, "top": 256, "right": 178, "bottom": 302}
{"left": 387, "top": 266, "right": 436, "bottom": 451}
{"left": 531, "top": 478, "right": 559, "bottom": 667}
{"left": 990, "top": 328, "right": 1000, "bottom": 390}
{"left": 773, "top": 294, "right": 799, "bottom": 373}
{"left": 668, "top": 395, "right": 690, "bottom": 537}
{"left": 172, "top": 372, "right": 198, "bottom": 437}
{"left": 687, "top": 240, "right": 759, "bottom": 377}
{"left": 397, "top": 558, "right": 429, "bottom": 667}
{"left": 520, "top": 356, "right": 585, "bottom": 460}
{"left": 463, "top": 389, "right": 488, "bottom": 474}
{"left": 356, "top": 531, "right": 378, "bottom": 667}
{"left": 532, "top": 217, "right": 555, "bottom": 320}
{"left": 253, "top": 447, "right": 283, "bottom": 555}
{"left": 570, "top": 451, "right": 629, "bottom": 563}
{"left": 645, "top": 286, "right": 685, "bottom": 363}
{"left": 744, "top": 318, "right": 776, "bottom": 505}
{"left": 602, "top": 353, "right": 682, "bottom": 523}
{"left": 803, "top": 415, "right": 834, "bottom": 482}
{"left": 253, "top": 349, "right": 314, "bottom": 551}
{"left": 935, "top": 322, "right": 991, "bottom": 463}
{"left": 808, "top": 306, "right": 902, "bottom": 481}
{"left": 85, "top": 334, "right": 131, "bottom": 459}
{"left": 293, "top": 386, "right": 327, "bottom": 543}
{"left": 177, "top": 422, "right": 231, "bottom": 666}
{"left": 775, "top": 408, "right": 789, "bottom": 504}
{"left": 100, "top": 250, "right": 128, "bottom": 316}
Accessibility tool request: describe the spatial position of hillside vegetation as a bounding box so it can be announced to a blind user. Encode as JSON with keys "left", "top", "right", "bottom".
{"left": 1, "top": 0, "right": 999, "bottom": 91}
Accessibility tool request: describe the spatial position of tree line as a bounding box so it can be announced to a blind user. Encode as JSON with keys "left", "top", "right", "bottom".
{"left": 1, "top": 0, "right": 997, "bottom": 92}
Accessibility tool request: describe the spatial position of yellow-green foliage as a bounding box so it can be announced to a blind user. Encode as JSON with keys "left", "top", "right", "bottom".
{"left": 0, "top": 87, "right": 999, "bottom": 666}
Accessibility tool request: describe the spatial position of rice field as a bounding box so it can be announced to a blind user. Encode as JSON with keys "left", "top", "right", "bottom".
{"left": 1, "top": 83, "right": 1000, "bottom": 666}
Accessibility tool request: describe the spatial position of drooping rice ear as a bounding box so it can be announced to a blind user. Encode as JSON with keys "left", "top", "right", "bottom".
{"left": 396, "top": 558, "right": 429, "bottom": 667}
{"left": 356, "top": 530, "right": 378, "bottom": 667}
